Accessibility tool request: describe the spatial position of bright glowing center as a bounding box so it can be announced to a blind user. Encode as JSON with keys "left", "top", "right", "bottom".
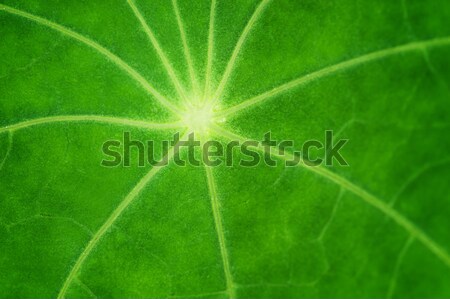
{"left": 182, "top": 104, "right": 214, "bottom": 132}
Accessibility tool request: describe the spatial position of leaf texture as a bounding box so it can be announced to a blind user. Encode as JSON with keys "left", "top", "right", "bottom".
{"left": 0, "top": 0, "right": 450, "bottom": 298}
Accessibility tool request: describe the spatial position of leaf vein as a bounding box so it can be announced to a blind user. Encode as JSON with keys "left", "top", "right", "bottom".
{"left": 57, "top": 133, "right": 186, "bottom": 298}
{"left": 0, "top": 3, "right": 182, "bottom": 116}
{"left": 205, "top": 166, "right": 236, "bottom": 298}
{"left": 211, "top": 125, "right": 450, "bottom": 268}
{"left": 126, "top": 0, "right": 189, "bottom": 104}
{"left": 203, "top": 0, "right": 217, "bottom": 103}
{"left": 209, "top": 0, "right": 272, "bottom": 107}
{"left": 0, "top": 115, "right": 182, "bottom": 133}
{"left": 172, "top": 0, "right": 200, "bottom": 96}
{"left": 0, "top": 131, "right": 13, "bottom": 171}
{"left": 386, "top": 236, "right": 414, "bottom": 299}
{"left": 217, "top": 36, "right": 450, "bottom": 118}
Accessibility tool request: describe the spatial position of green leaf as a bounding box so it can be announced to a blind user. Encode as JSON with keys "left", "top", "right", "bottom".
{"left": 1, "top": 0, "right": 450, "bottom": 298}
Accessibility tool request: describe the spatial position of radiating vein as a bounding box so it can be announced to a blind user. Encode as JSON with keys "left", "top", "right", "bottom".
{"left": 0, "top": 115, "right": 182, "bottom": 134}
{"left": 57, "top": 133, "right": 187, "bottom": 299}
{"left": 209, "top": 0, "right": 272, "bottom": 107}
{"left": 205, "top": 166, "right": 236, "bottom": 298}
{"left": 126, "top": 0, "right": 188, "bottom": 102}
{"left": 0, "top": 3, "right": 182, "bottom": 116}
{"left": 211, "top": 125, "right": 450, "bottom": 268}
{"left": 217, "top": 36, "right": 450, "bottom": 118}
{"left": 203, "top": 0, "right": 216, "bottom": 102}
{"left": 0, "top": 131, "right": 13, "bottom": 171}
{"left": 172, "top": 0, "right": 199, "bottom": 96}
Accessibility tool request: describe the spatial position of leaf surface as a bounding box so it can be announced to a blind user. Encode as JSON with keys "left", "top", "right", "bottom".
{"left": 1, "top": 0, "right": 450, "bottom": 298}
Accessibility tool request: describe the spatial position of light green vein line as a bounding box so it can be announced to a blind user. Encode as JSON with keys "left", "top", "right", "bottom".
{"left": 57, "top": 132, "right": 187, "bottom": 299}
{"left": 209, "top": 0, "right": 272, "bottom": 107}
{"left": 0, "top": 4, "right": 182, "bottom": 116}
{"left": 387, "top": 236, "right": 414, "bottom": 299}
{"left": 421, "top": 47, "right": 450, "bottom": 94}
{"left": 75, "top": 278, "right": 98, "bottom": 299}
{"left": 126, "top": 0, "right": 188, "bottom": 103}
{"left": 391, "top": 158, "right": 450, "bottom": 206}
{"left": 205, "top": 166, "right": 236, "bottom": 299}
{"left": 317, "top": 187, "right": 344, "bottom": 241}
{"left": 0, "top": 115, "right": 183, "bottom": 134}
{"left": 217, "top": 36, "right": 450, "bottom": 118}
{"left": 7, "top": 215, "right": 93, "bottom": 236}
{"left": 0, "top": 131, "right": 13, "bottom": 171}
{"left": 203, "top": 0, "right": 216, "bottom": 103}
{"left": 306, "top": 166, "right": 450, "bottom": 268}
{"left": 172, "top": 0, "right": 199, "bottom": 96}
{"left": 211, "top": 125, "right": 450, "bottom": 269}
{"left": 169, "top": 290, "right": 227, "bottom": 299}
